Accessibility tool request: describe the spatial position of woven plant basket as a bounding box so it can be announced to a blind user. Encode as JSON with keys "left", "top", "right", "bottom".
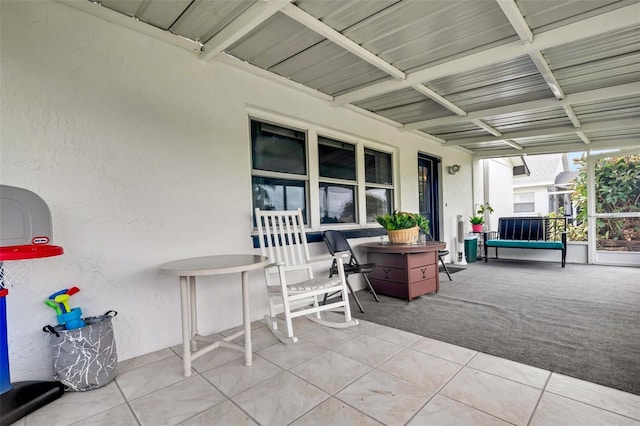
{"left": 387, "top": 226, "right": 419, "bottom": 244}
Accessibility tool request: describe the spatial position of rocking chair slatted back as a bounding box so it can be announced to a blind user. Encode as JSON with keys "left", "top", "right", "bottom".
{"left": 255, "top": 209, "right": 311, "bottom": 268}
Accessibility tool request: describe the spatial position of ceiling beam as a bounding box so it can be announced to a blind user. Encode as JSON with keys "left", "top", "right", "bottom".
{"left": 342, "top": 104, "right": 403, "bottom": 128}
{"left": 404, "top": 82, "right": 640, "bottom": 130}
{"left": 496, "top": 0, "right": 532, "bottom": 43}
{"left": 412, "top": 85, "right": 467, "bottom": 117}
{"left": 282, "top": 2, "right": 470, "bottom": 119}
{"left": 563, "top": 105, "right": 582, "bottom": 128}
{"left": 283, "top": 2, "right": 471, "bottom": 120}
{"left": 472, "top": 120, "right": 502, "bottom": 137}
{"left": 528, "top": 50, "right": 564, "bottom": 100}
{"left": 216, "top": 53, "right": 333, "bottom": 101}
{"left": 200, "top": 0, "right": 293, "bottom": 61}
{"left": 497, "top": 0, "right": 564, "bottom": 100}
{"left": 409, "top": 130, "right": 448, "bottom": 145}
{"left": 577, "top": 131, "right": 592, "bottom": 145}
{"left": 444, "top": 118, "right": 640, "bottom": 146}
{"left": 502, "top": 139, "right": 524, "bottom": 150}
{"left": 280, "top": 3, "right": 406, "bottom": 80}
{"left": 339, "top": 105, "right": 447, "bottom": 144}
{"left": 217, "top": 53, "right": 437, "bottom": 135}
{"left": 333, "top": 3, "right": 640, "bottom": 106}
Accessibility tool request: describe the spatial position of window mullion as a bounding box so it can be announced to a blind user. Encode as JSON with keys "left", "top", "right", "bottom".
{"left": 356, "top": 142, "right": 366, "bottom": 226}
{"left": 308, "top": 128, "right": 320, "bottom": 229}
{"left": 252, "top": 170, "right": 307, "bottom": 180}
{"left": 319, "top": 176, "right": 357, "bottom": 186}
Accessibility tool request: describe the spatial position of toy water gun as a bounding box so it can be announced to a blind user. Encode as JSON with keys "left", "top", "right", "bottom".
{"left": 46, "top": 287, "right": 80, "bottom": 313}
{"left": 44, "top": 287, "right": 86, "bottom": 330}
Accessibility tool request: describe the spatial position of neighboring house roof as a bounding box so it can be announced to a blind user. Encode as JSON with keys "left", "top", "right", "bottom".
{"left": 510, "top": 156, "right": 530, "bottom": 176}
{"left": 555, "top": 171, "right": 579, "bottom": 189}
{"left": 513, "top": 154, "right": 565, "bottom": 188}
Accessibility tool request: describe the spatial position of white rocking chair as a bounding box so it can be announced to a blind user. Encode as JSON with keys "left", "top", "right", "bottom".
{"left": 255, "top": 208, "right": 358, "bottom": 344}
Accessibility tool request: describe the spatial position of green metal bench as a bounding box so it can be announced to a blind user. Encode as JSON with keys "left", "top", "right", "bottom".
{"left": 484, "top": 216, "right": 567, "bottom": 267}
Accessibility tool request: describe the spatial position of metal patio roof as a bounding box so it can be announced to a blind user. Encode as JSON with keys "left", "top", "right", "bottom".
{"left": 62, "top": 0, "right": 640, "bottom": 158}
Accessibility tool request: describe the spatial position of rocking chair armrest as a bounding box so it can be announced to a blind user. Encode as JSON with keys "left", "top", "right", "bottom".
{"left": 307, "top": 253, "right": 348, "bottom": 265}
{"left": 264, "top": 255, "right": 348, "bottom": 273}
{"left": 264, "top": 261, "right": 288, "bottom": 273}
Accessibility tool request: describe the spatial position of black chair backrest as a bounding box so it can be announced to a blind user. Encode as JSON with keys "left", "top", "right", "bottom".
{"left": 324, "top": 230, "right": 366, "bottom": 268}
{"left": 323, "top": 230, "right": 352, "bottom": 255}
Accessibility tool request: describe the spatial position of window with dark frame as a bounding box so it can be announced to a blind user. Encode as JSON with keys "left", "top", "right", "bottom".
{"left": 250, "top": 118, "right": 394, "bottom": 227}
{"left": 318, "top": 136, "right": 356, "bottom": 224}
{"left": 251, "top": 120, "right": 308, "bottom": 220}
{"left": 365, "top": 148, "right": 393, "bottom": 222}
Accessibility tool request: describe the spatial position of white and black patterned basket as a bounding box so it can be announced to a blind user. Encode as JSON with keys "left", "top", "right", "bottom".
{"left": 43, "top": 310, "right": 118, "bottom": 391}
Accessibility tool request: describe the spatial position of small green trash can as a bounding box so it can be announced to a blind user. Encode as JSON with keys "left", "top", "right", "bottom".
{"left": 464, "top": 235, "right": 478, "bottom": 263}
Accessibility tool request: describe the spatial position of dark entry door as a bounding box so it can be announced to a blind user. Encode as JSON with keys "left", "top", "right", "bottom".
{"left": 418, "top": 155, "right": 441, "bottom": 240}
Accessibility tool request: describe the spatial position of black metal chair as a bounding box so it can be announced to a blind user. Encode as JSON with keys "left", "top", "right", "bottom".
{"left": 426, "top": 233, "right": 452, "bottom": 281}
{"left": 322, "top": 230, "right": 380, "bottom": 313}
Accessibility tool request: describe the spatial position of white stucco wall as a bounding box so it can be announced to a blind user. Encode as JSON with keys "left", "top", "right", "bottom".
{"left": 1, "top": 0, "right": 473, "bottom": 381}
{"left": 481, "top": 158, "right": 514, "bottom": 231}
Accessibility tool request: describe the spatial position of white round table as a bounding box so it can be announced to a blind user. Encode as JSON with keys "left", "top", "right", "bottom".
{"left": 160, "top": 254, "right": 270, "bottom": 377}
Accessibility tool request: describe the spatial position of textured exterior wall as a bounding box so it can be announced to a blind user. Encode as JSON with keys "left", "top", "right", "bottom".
{"left": 0, "top": 0, "right": 472, "bottom": 380}
{"left": 484, "top": 159, "right": 515, "bottom": 232}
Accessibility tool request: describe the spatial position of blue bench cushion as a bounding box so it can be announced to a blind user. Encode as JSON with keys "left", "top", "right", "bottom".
{"left": 486, "top": 239, "right": 564, "bottom": 250}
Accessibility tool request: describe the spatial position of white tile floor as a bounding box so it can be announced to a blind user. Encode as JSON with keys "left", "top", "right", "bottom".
{"left": 15, "top": 316, "right": 640, "bottom": 426}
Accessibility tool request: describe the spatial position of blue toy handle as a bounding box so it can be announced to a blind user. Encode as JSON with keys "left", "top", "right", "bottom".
{"left": 57, "top": 308, "right": 86, "bottom": 330}
{"left": 48, "top": 289, "right": 68, "bottom": 300}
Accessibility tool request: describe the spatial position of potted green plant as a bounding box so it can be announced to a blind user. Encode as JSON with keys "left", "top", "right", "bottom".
{"left": 470, "top": 202, "right": 493, "bottom": 232}
{"left": 376, "top": 211, "right": 430, "bottom": 244}
{"left": 469, "top": 215, "right": 484, "bottom": 232}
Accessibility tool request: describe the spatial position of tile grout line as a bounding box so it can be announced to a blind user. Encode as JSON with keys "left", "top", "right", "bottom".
{"left": 424, "top": 351, "right": 536, "bottom": 426}
{"left": 524, "top": 369, "right": 553, "bottom": 425}
{"left": 542, "top": 387, "right": 640, "bottom": 422}
{"left": 115, "top": 377, "right": 143, "bottom": 426}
